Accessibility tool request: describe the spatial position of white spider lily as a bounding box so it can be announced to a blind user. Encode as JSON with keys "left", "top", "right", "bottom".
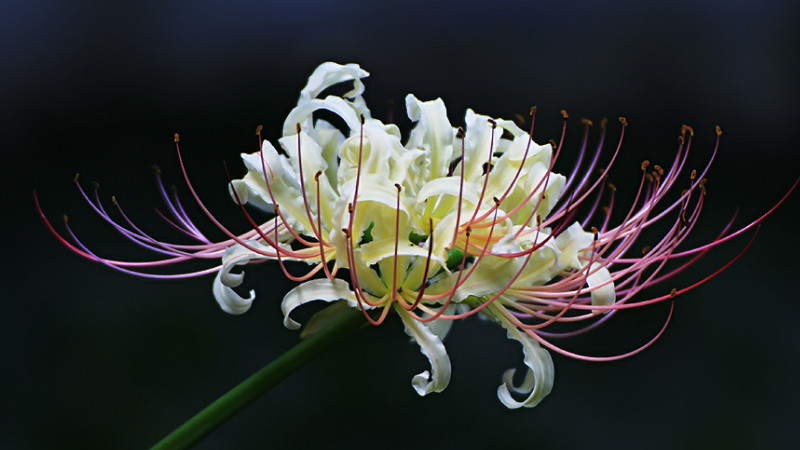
{"left": 40, "top": 61, "right": 796, "bottom": 408}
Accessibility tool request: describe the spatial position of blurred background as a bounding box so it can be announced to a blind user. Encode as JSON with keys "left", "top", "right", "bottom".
{"left": 2, "top": 0, "right": 799, "bottom": 448}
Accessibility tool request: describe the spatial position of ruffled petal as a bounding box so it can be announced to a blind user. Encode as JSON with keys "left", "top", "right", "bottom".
{"left": 397, "top": 306, "right": 452, "bottom": 396}
{"left": 496, "top": 321, "right": 555, "bottom": 409}
{"left": 281, "top": 278, "right": 371, "bottom": 330}
{"left": 587, "top": 262, "right": 615, "bottom": 313}
{"left": 213, "top": 243, "right": 269, "bottom": 315}
{"left": 405, "top": 94, "right": 454, "bottom": 181}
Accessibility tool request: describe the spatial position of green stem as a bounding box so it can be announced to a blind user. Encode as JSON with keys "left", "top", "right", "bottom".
{"left": 151, "top": 308, "right": 365, "bottom": 449}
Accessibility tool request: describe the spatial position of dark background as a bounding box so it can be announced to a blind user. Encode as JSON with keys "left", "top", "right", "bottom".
{"left": 3, "top": 1, "right": 799, "bottom": 448}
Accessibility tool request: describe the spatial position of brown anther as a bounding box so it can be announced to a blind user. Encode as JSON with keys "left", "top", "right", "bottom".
{"left": 641, "top": 245, "right": 651, "bottom": 255}
{"left": 641, "top": 160, "right": 650, "bottom": 171}
{"left": 152, "top": 165, "right": 162, "bottom": 175}
{"left": 314, "top": 170, "right": 322, "bottom": 182}
{"left": 690, "top": 169, "right": 697, "bottom": 180}
{"left": 360, "top": 114, "right": 365, "bottom": 125}
{"left": 456, "top": 127, "right": 465, "bottom": 139}
{"left": 678, "top": 135, "right": 685, "bottom": 145}
{"left": 646, "top": 173, "right": 654, "bottom": 183}
{"left": 347, "top": 203, "right": 353, "bottom": 214}
{"left": 73, "top": 173, "right": 80, "bottom": 183}
{"left": 274, "top": 204, "right": 281, "bottom": 214}
{"left": 255, "top": 125, "right": 263, "bottom": 135}
{"left": 602, "top": 206, "right": 610, "bottom": 215}
{"left": 395, "top": 183, "right": 401, "bottom": 192}
{"left": 295, "top": 123, "right": 302, "bottom": 134}
{"left": 681, "top": 124, "right": 694, "bottom": 137}
{"left": 681, "top": 189, "right": 688, "bottom": 196}
{"left": 600, "top": 118, "right": 608, "bottom": 128}
{"left": 715, "top": 125, "right": 722, "bottom": 136}
{"left": 607, "top": 182, "right": 617, "bottom": 192}
{"left": 670, "top": 288, "right": 677, "bottom": 298}
{"left": 174, "top": 133, "right": 180, "bottom": 143}
{"left": 654, "top": 164, "right": 664, "bottom": 176}
{"left": 529, "top": 106, "right": 537, "bottom": 116}
{"left": 513, "top": 113, "right": 525, "bottom": 126}
{"left": 680, "top": 209, "right": 689, "bottom": 227}
{"left": 561, "top": 109, "right": 569, "bottom": 119}
{"left": 536, "top": 215, "right": 542, "bottom": 226}
{"left": 91, "top": 181, "right": 100, "bottom": 190}
{"left": 487, "top": 118, "right": 497, "bottom": 127}
{"left": 548, "top": 139, "right": 557, "bottom": 147}
{"left": 618, "top": 117, "right": 628, "bottom": 126}
{"left": 581, "top": 118, "right": 593, "bottom": 127}
{"left": 698, "top": 178, "right": 707, "bottom": 188}
{"left": 541, "top": 193, "right": 547, "bottom": 200}
{"left": 111, "top": 195, "right": 117, "bottom": 205}
{"left": 591, "top": 226, "right": 599, "bottom": 234}
{"left": 493, "top": 196, "right": 501, "bottom": 205}
{"left": 63, "top": 214, "right": 69, "bottom": 224}
{"left": 342, "top": 228, "right": 351, "bottom": 237}
{"left": 465, "top": 226, "right": 472, "bottom": 237}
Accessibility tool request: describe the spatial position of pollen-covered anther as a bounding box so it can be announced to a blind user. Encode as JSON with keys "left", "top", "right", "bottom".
{"left": 618, "top": 117, "right": 628, "bottom": 126}
{"left": 653, "top": 164, "right": 664, "bottom": 176}
{"left": 646, "top": 173, "right": 655, "bottom": 183}
{"left": 174, "top": 133, "right": 180, "bottom": 143}
{"left": 641, "top": 245, "right": 651, "bottom": 255}
{"left": 529, "top": 106, "right": 537, "bottom": 116}
{"left": 682, "top": 124, "right": 694, "bottom": 136}
{"left": 561, "top": 109, "right": 569, "bottom": 119}
{"left": 111, "top": 195, "right": 118, "bottom": 206}
{"left": 73, "top": 173, "right": 80, "bottom": 183}
{"left": 715, "top": 125, "right": 723, "bottom": 136}
{"left": 699, "top": 178, "right": 708, "bottom": 196}
{"left": 607, "top": 182, "right": 617, "bottom": 192}
{"left": 641, "top": 160, "right": 650, "bottom": 171}
{"left": 600, "top": 118, "right": 608, "bottom": 128}
{"left": 255, "top": 125, "right": 263, "bottom": 135}
{"left": 548, "top": 139, "right": 557, "bottom": 147}
{"left": 670, "top": 288, "right": 678, "bottom": 298}
{"left": 690, "top": 169, "right": 697, "bottom": 181}
{"left": 581, "top": 118, "right": 593, "bottom": 127}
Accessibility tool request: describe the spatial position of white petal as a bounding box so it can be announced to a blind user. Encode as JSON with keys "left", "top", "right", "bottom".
{"left": 496, "top": 321, "right": 555, "bottom": 409}
{"left": 587, "top": 262, "right": 615, "bottom": 313}
{"left": 213, "top": 243, "right": 267, "bottom": 315}
{"left": 405, "top": 94, "right": 454, "bottom": 181}
{"left": 298, "top": 62, "right": 369, "bottom": 104}
{"left": 281, "top": 278, "right": 370, "bottom": 330}
{"left": 397, "top": 306, "right": 452, "bottom": 396}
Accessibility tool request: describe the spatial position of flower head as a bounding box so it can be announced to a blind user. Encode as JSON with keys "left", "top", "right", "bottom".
{"left": 37, "top": 62, "right": 796, "bottom": 408}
